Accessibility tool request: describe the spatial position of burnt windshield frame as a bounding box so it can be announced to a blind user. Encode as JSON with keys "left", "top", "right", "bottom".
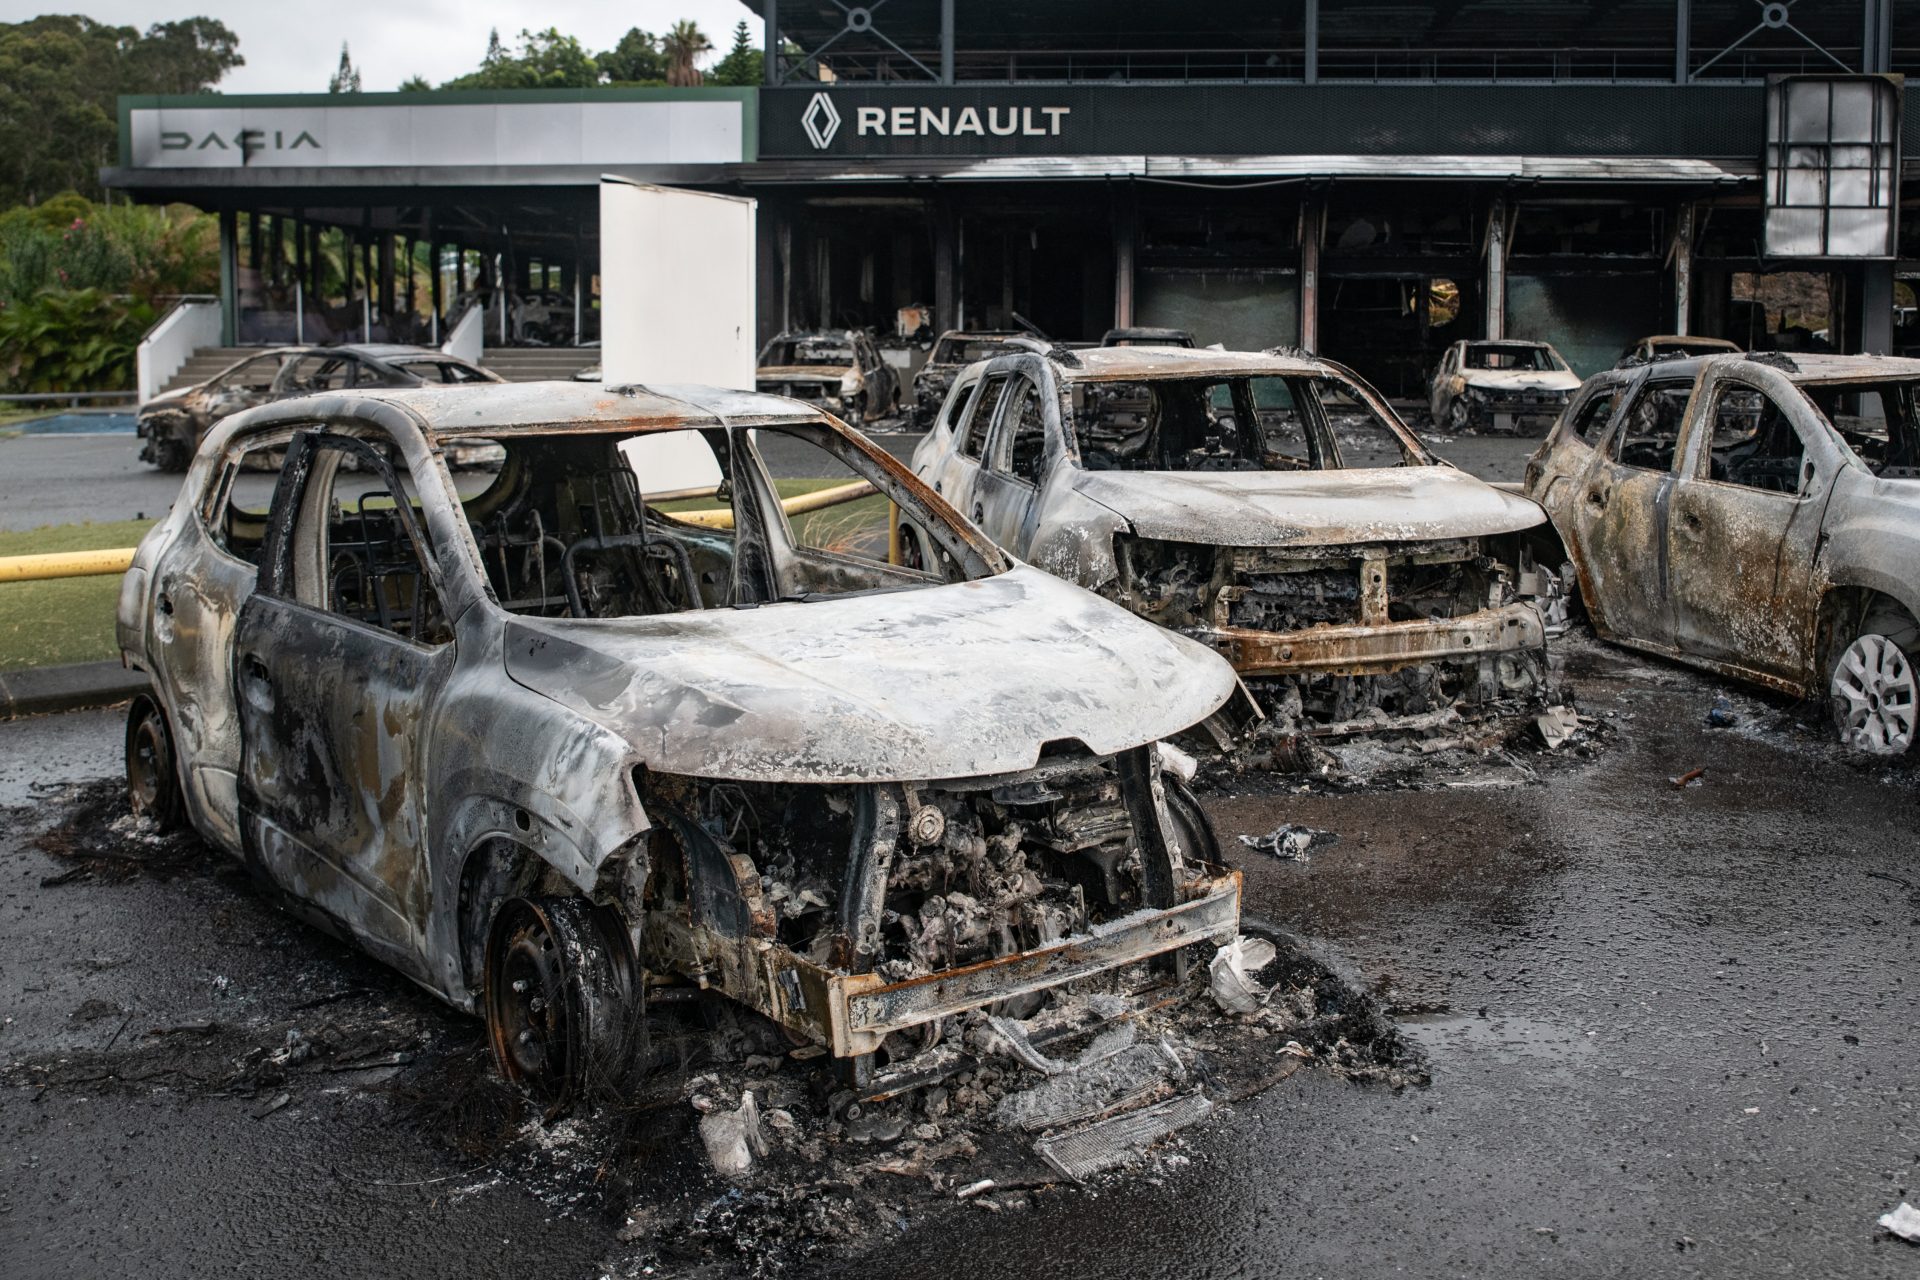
{"left": 1064, "top": 370, "right": 1432, "bottom": 473}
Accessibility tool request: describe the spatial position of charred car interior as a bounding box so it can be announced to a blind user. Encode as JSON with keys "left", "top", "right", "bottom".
{"left": 118, "top": 380, "right": 1247, "bottom": 1114}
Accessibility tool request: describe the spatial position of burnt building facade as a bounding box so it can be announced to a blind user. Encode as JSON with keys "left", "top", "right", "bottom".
{"left": 106, "top": 1, "right": 1920, "bottom": 396}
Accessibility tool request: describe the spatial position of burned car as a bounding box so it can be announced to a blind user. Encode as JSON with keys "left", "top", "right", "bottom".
{"left": 911, "top": 330, "right": 1023, "bottom": 428}
{"left": 137, "top": 343, "right": 500, "bottom": 471}
{"left": 1524, "top": 351, "right": 1920, "bottom": 754}
{"left": 1429, "top": 339, "right": 1582, "bottom": 434}
{"left": 755, "top": 329, "right": 900, "bottom": 427}
{"left": 116, "top": 380, "right": 1245, "bottom": 1108}
{"left": 1615, "top": 334, "right": 1742, "bottom": 368}
{"left": 907, "top": 342, "right": 1559, "bottom": 739}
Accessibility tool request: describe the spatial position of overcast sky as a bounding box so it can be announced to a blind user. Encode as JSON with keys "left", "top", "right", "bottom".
{"left": 2, "top": 1, "right": 760, "bottom": 92}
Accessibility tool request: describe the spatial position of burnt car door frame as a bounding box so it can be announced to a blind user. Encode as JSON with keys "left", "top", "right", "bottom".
{"left": 1564, "top": 365, "right": 1699, "bottom": 648}
{"left": 1663, "top": 362, "right": 1840, "bottom": 684}
{"left": 925, "top": 363, "right": 1013, "bottom": 526}
{"left": 234, "top": 427, "right": 458, "bottom": 982}
{"left": 139, "top": 426, "right": 298, "bottom": 851}
{"left": 969, "top": 356, "right": 1062, "bottom": 557}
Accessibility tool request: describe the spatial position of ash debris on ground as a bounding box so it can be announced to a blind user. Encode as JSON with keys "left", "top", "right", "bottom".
{"left": 21, "top": 777, "right": 215, "bottom": 884}
{"left": 8, "top": 780, "right": 1428, "bottom": 1279}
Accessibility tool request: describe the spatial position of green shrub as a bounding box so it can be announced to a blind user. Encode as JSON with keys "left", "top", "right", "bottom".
{"left": 0, "top": 287, "right": 154, "bottom": 392}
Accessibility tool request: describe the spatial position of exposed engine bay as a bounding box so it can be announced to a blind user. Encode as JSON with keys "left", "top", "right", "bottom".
{"left": 1107, "top": 531, "right": 1556, "bottom": 735}
{"left": 636, "top": 745, "right": 1240, "bottom": 1067}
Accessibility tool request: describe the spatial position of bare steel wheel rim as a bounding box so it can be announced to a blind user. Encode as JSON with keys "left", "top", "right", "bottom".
{"left": 487, "top": 903, "right": 576, "bottom": 1106}
{"left": 1831, "top": 633, "right": 1918, "bottom": 755}
{"left": 128, "top": 715, "right": 167, "bottom": 813}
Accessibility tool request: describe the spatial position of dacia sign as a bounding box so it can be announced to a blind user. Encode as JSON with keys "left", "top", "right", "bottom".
{"left": 125, "top": 95, "right": 750, "bottom": 171}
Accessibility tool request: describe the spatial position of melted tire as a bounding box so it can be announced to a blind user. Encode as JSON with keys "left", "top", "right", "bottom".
{"left": 483, "top": 896, "right": 639, "bottom": 1117}
{"left": 124, "top": 695, "right": 186, "bottom": 832}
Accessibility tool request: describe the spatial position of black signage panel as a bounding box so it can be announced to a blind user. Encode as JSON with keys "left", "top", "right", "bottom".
{"left": 760, "top": 83, "right": 1767, "bottom": 161}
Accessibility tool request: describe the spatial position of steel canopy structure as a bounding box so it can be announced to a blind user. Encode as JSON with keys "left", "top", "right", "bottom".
{"left": 102, "top": 1, "right": 1920, "bottom": 394}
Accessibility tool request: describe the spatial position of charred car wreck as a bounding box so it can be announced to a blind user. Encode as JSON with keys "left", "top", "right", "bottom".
{"left": 1526, "top": 351, "right": 1920, "bottom": 754}
{"left": 908, "top": 342, "right": 1561, "bottom": 741}
{"left": 754, "top": 329, "right": 900, "bottom": 428}
{"left": 117, "top": 381, "right": 1246, "bottom": 1107}
{"left": 911, "top": 330, "right": 1023, "bottom": 428}
{"left": 1429, "top": 339, "right": 1582, "bottom": 435}
{"left": 136, "top": 343, "right": 500, "bottom": 472}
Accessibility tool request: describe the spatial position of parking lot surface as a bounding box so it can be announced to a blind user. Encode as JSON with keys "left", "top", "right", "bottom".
{"left": 3, "top": 633, "right": 1916, "bottom": 1278}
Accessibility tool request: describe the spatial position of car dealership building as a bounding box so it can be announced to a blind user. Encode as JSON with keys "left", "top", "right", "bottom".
{"left": 105, "top": 0, "right": 1919, "bottom": 397}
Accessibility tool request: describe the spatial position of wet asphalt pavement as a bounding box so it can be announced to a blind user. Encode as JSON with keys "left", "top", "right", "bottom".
{"left": 4, "top": 635, "right": 1918, "bottom": 1278}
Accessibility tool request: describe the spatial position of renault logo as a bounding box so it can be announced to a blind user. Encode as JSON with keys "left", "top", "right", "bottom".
{"left": 802, "top": 92, "right": 841, "bottom": 149}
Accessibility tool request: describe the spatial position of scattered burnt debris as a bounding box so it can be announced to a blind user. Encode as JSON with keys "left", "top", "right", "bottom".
{"left": 25, "top": 778, "right": 217, "bottom": 884}
{"left": 11, "top": 745, "right": 1424, "bottom": 1277}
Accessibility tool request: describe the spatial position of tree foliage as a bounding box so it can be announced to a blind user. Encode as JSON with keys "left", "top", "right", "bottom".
{"left": 0, "top": 15, "right": 243, "bottom": 206}
{"left": 0, "top": 197, "right": 216, "bottom": 309}
{"left": 707, "top": 22, "right": 763, "bottom": 87}
{"left": 328, "top": 42, "right": 360, "bottom": 93}
{"left": 599, "top": 27, "right": 667, "bottom": 85}
{"left": 662, "top": 21, "right": 713, "bottom": 87}
{"left": 0, "top": 287, "right": 156, "bottom": 393}
{"left": 442, "top": 27, "right": 599, "bottom": 90}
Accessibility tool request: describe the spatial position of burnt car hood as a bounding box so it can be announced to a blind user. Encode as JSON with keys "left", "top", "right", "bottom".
{"left": 756, "top": 364, "right": 852, "bottom": 381}
{"left": 139, "top": 386, "right": 193, "bottom": 413}
{"left": 1072, "top": 465, "right": 1547, "bottom": 548}
{"left": 1460, "top": 369, "right": 1581, "bottom": 393}
{"left": 502, "top": 565, "right": 1237, "bottom": 784}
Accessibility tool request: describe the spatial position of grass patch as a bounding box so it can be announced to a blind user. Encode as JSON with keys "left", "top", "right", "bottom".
{"left": 0, "top": 519, "right": 156, "bottom": 672}
{"left": 0, "top": 478, "right": 892, "bottom": 673}
{"left": 653, "top": 478, "right": 893, "bottom": 552}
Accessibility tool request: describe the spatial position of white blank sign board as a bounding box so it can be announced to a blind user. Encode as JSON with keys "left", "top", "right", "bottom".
{"left": 599, "top": 177, "right": 757, "bottom": 389}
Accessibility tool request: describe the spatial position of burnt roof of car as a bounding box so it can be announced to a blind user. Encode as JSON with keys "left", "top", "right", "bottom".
{"left": 1624, "top": 351, "right": 1920, "bottom": 384}
{"left": 1639, "top": 335, "right": 1741, "bottom": 348}
{"left": 337, "top": 380, "right": 831, "bottom": 436}
{"left": 1464, "top": 339, "right": 1553, "bottom": 349}
{"left": 1047, "top": 346, "right": 1331, "bottom": 379}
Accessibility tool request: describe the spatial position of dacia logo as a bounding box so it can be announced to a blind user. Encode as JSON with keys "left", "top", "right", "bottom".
{"left": 801, "top": 93, "right": 841, "bottom": 150}
{"left": 160, "top": 129, "right": 321, "bottom": 156}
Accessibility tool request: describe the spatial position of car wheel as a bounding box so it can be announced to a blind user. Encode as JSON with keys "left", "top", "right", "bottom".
{"left": 1447, "top": 398, "right": 1470, "bottom": 431}
{"left": 484, "top": 896, "right": 638, "bottom": 1115}
{"left": 125, "top": 695, "right": 186, "bottom": 831}
{"left": 844, "top": 395, "right": 866, "bottom": 430}
{"left": 156, "top": 438, "right": 191, "bottom": 473}
{"left": 1830, "top": 632, "right": 1918, "bottom": 755}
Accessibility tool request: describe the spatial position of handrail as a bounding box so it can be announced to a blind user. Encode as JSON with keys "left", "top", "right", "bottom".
{"left": 136, "top": 296, "right": 222, "bottom": 404}
{"left": 0, "top": 482, "right": 884, "bottom": 583}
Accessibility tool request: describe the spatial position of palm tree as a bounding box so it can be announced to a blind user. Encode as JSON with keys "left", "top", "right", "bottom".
{"left": 663, "top": 21, "right": 711, "bottom": 87}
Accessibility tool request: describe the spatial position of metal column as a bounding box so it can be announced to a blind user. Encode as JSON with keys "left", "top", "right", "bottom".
{"left": 1674, "top": 0, "right": 1690, "bottom": 82}
{"left": 1859, "top": 261, "right": 1895, "bottom": 355}
{"left": 765, "top": 0, "right": 779, "bottom": 84}
{"left": 1304, "top": 0, "right": 1319, "bottom": 85}
{"left": 1298, "top": 196, "right": 1323, "bottom": 353}
{"left": 1112, "top": 184, "right": 1136, "bottom": 329}
{"left": 1484, "top": 198, "right": 1508, "bottom": 341}
{"left": 932, "top": 198, "right": 957, "bottom": 334}
{"left": 1671, "top": 202, "right": 1695, "bottom": 335}
{"left": 940, "top": 0, "right": 955, "bottom": 84}
{"left": 217, "top": 208, "right": 238, "bottom": 346}
{"left": 1864, "top": 0, "right": 1892, "bottom": 73}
